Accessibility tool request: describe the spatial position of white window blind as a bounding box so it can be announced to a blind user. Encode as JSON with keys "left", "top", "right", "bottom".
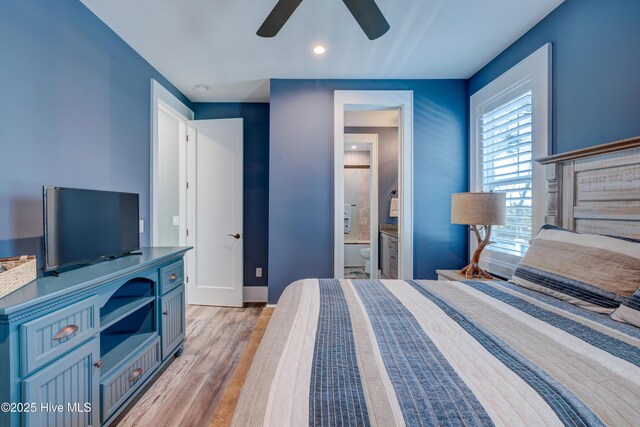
{"left": 480, "top": 90, "right": 532, "bottom": 257}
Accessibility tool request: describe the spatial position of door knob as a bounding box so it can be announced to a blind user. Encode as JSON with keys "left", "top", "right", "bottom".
{"left": 227, "top": 233, "right": 241, "bottom": 239}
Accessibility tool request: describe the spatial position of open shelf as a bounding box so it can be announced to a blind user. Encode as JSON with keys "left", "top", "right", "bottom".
{"left": 100, "top": 331, "right": 157, "bottom": 376}
{"left": 100, "top": 276, "right": 155, "bottom": 331}
{"left": 100, "top": 296, "right": 155, "bottom": 331}
{"left": 100, "top": 296, "right": 157, "bottom": 377}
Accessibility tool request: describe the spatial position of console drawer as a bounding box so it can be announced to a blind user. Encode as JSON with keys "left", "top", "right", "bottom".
{"left": 20, "top": 296, "right": 99, "bottom": 377}
{"left": 101, "top": 336, "right": 161, "bottom": 422}
{"left": 159, "top": 260, "right": 184, "bottom": 295}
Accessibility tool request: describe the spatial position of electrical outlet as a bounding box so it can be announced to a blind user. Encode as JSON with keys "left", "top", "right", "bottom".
{"left": 256, "top": 267, "right": 263, "bottom": 278}
{"left": 139, "top": 220, "right": 144, "bottom": 233}
{"left": 172, "top": 216, "right": 180, "bottom": 226}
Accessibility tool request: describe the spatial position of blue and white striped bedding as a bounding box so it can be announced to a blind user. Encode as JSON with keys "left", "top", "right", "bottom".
{"left": 232, "top": 279, "right": 640, "bottom": 426}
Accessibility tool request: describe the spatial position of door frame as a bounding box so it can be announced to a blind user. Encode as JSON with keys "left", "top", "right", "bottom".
{"left": 343, "top": 133, "right": 379, "bottom": 278}
{"left": 334, "top": 90, "right": 414, "bottom": 279}
{"left": 150, "top": 79, "right": 194, "bottom": 246}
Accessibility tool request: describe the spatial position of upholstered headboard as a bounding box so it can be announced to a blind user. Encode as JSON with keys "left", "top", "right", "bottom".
{"left": 536, "top": 136, "right": 640, "bottom": 239}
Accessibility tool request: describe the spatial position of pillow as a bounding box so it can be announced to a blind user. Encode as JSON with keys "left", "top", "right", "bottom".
{"left": 611, "top": 289, "right": 640, "bottom": 327}
{"left": 510, "top": 225, "right": 640, "bottom": 313}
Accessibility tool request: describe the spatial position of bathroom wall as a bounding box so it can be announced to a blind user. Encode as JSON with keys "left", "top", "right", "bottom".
{"left": 344, "top": 151, "right": 370, "bottom": 166}
{"left": 345, "top": 127, "right": 398, "bottom": 225}
{"left": 157, "top": 108, "right": 180, "bottom": 246}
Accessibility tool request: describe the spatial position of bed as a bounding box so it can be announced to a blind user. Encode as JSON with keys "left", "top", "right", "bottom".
{"left": 231, "top": 137, "right": 640, "bottom": 426}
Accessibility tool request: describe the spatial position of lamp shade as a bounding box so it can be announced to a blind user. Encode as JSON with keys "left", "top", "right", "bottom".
{"left": 451, "top": 192, "right": 506, "bottom": 225}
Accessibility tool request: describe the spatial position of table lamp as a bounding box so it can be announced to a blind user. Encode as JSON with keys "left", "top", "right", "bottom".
{"left": 451, "top": 192, "right": 506, "bottom": 279}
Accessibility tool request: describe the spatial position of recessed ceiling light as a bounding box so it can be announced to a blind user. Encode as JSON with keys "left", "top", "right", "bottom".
{"left": 195, "top": 84, "right": 209, "bottom": 92}
{"left": 313, "top": 45, "right": 326, "bottom": 55}
{"left": 351, "top": 145, "right": 357, "bottom": 149}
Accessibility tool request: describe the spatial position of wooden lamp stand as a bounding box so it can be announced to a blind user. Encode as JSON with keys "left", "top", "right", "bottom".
{"left": 451, "top": 192, "right": 506, "bottom": 280}
{"left": 459, "top": 225, "right": 493, "bottom": 279}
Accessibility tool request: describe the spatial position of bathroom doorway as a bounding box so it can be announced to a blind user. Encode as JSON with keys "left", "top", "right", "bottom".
{"left": 334, "top": 90, "right": 413, "bottom": 280}
{"left": 343, "top": 134, "right": 378, "bottom": 279}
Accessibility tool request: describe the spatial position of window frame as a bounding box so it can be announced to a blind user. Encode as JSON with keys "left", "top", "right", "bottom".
{"left": 469, "top": 43, "right": 551, "bottom": 278}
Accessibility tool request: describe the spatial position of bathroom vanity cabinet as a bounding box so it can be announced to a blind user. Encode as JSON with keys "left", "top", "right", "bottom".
{"left": 379, "top": 231, "right": 398, "bottom": 279}
{"left": 0, "top": 247, "right": 190, "bottom": 427}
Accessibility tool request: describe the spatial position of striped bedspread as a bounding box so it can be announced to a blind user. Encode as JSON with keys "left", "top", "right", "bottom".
{"left": 232, "top": 279, "right": 640, "bottom": 426}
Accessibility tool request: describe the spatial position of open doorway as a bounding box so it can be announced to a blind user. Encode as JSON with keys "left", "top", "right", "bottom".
{"left": 334, "top": 91, "right": 414, "bottom": 280}
{"left": 151, "top": 79, "right": 194, "bottom": 248}
{"left": 343, "top": 133, "right": 378, "bottom": 279}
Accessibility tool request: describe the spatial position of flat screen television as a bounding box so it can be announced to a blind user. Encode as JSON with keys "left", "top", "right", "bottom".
{"left": 43, "top": 186, "right": 140, "bottom": 272}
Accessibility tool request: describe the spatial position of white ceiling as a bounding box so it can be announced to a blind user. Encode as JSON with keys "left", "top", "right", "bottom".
{"left": 80, "top": 0, "right": 563, "bottom": 102}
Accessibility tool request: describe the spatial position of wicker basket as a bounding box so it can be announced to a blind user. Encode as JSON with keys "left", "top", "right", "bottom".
{"left": 0, "top": 255, "right": 37, "bottom": 299}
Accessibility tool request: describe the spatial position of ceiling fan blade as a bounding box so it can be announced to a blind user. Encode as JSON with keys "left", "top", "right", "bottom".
{"left": 342, "top": 0, "right": 390, "bottom": 40}
{"left": 257, "top": 0, "right": 304, "bottom": 38}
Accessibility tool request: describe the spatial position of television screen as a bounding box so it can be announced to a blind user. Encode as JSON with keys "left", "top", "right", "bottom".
{"left": 43, "top": 187, "right": 140, "bottom": 272}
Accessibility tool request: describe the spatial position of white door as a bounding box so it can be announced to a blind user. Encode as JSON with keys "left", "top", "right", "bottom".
{"left": 186, "top": 118, "right": 243, "bottom": 307}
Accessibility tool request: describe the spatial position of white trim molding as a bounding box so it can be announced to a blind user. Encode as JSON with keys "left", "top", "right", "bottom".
{"left": 150, "top": 79, "right": 194, "bottom": 246}
{"left": 334, "top": 90, "right": 414, "bottom": 280}
{"left": 469, "top": 43, "right": 551, "bottom": 278}
{"left": 243, "top": 286, "right": 268, "bottom": 303}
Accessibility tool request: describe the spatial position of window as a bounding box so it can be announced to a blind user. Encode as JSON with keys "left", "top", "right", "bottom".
{"left": 470, "top": 44, "right": 551, "bottom": 277}
{"left": 480, "top": 90, "right": 532, "bottom": 257}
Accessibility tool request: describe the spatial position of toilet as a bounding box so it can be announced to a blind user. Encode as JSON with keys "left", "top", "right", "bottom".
{"left": 359, "top": 247, "right": 371, "bottom": 274}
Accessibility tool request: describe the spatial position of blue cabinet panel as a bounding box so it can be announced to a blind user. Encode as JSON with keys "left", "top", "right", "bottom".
{"left": 21, "top": 338, "right": 100, "bottom": 427}
{"left": 19, "top": 296, "right": 99, "bottom": 377}
{"left": 161, "top": 285, "right": 185, "bottom": 360}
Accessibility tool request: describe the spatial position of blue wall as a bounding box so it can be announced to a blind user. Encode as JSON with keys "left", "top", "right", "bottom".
{"left": 268, "top": 79, "right": 468, "bottom": 303}
{"left": 193, "top": 103, "right": 270, "bottom": 286}
{"left": 0, "top": 0, "right": 190, "bottom": 266}
{"left": 469, "top": 0, "right": 640, "bottom": 154}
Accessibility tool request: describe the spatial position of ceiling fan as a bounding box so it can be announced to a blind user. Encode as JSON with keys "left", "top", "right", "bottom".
{"left": 257, "top": 0, "right": 390, "bottom": 40}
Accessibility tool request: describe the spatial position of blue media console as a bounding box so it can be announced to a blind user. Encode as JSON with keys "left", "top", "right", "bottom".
{"left": 0, "top": 247, "right": 191, "bottom": 426}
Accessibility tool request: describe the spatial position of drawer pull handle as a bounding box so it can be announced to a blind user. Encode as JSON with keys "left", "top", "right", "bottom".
{"left": 94, "top": 360, "right": 103, "bottom": 368}
{"left": 129, "top": 368, "right": 143, "bottom": 383}
{"left": 169, "top": 273, "right": 178, "bottom": 281}
{"left": 53, "top": 325, "right": 79, "bottom": 340}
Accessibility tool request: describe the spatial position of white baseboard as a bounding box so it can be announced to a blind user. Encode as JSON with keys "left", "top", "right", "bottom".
{"left": 244, "top": 286, "right": 268, "bottom": 303}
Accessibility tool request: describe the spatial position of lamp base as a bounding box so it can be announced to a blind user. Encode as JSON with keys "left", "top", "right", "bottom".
{"left": 460, "top": 224, "right": 495, "bottom": 280}
{"left": 459, "top": 263, "right": 493, "bottom": 279}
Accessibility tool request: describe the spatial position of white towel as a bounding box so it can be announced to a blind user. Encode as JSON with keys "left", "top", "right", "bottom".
{"left": 344, "top": 204, "right": 351, "bottom": 220}
{"left": 390, "top": 198, "right": 399, "bottom": 217}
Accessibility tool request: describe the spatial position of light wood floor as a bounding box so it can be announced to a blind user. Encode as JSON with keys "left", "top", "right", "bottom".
{"left": 114, "top": 304, "right": 264, "bottom": 427}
